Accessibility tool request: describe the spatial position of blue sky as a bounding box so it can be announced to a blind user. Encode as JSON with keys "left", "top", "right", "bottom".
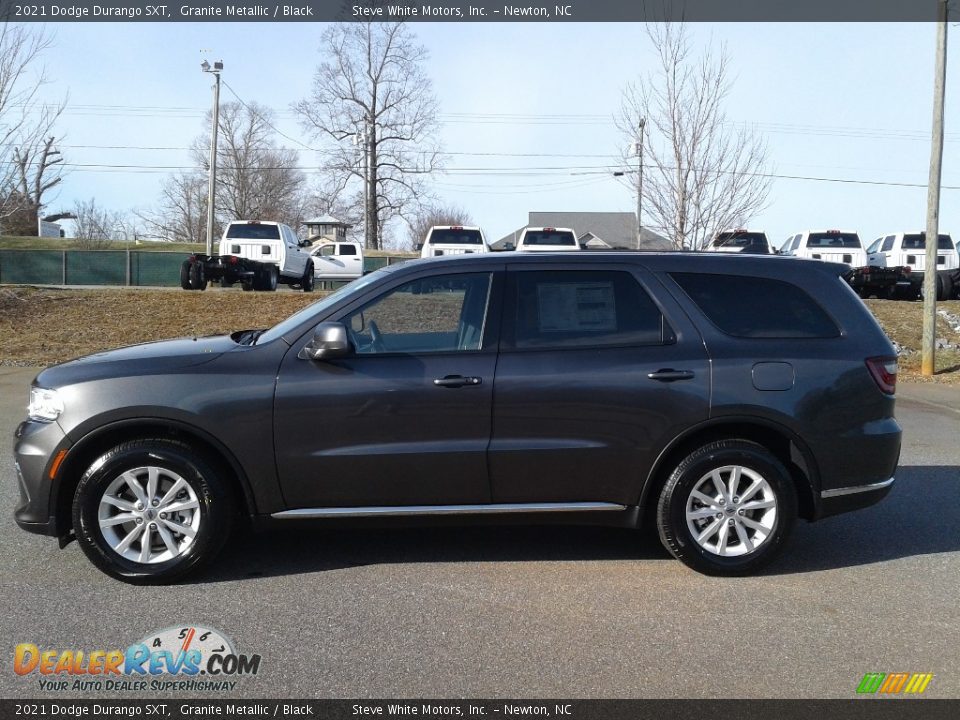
{"left": 26, "top": 21, "right": 960, "bottom": 246}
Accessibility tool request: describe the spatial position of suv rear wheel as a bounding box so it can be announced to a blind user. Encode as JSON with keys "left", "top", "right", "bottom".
{"left": 656, "top": 440, "right": 796, "bottom": 576}
{"left": 72, "top": 439, "right": 234, "bottom": 584}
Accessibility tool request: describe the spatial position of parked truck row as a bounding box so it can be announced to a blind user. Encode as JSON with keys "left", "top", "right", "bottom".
{"left": 180, "top": 221, "right": 960, "bottom": 301}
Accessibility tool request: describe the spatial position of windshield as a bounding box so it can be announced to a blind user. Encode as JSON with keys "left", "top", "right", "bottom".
{"left": 427, "top": 229, "right": 483, "bottom": 245}
{"left": 522, "top": 230, "right": 577, "bottom": 246}
{"left": 257, "top": 270, "right": 389, "bottom": 345}
{"left": 902, "top": 233, "right": 954, "bottom": 250}
{"left": 806, "top": 232, "right": 862, "bottom": 249}
{"left": 226, "top": 223, "right": 281, "bottom": 240}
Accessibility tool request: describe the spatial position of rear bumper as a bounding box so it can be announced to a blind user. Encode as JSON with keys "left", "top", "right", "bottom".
{"left": 819, "top": 477, "right": 895, "bottom": 519}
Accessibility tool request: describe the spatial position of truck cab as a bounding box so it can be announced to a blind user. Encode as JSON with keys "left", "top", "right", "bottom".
{"left": 220, "top": 220, "right": 312, "bottom": 285}
{"left": 310, "top": 241, "right": 364, "bottom": 281}
{"left": 867, "top": 231, "right": 959, "bottom": 300}
{"left": 419, "top": 226, "right": 490, "bottom": 258}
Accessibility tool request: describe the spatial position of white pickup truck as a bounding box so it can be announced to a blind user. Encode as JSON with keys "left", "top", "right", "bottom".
{"left": 180, "top": 220, "right": 315, "bottom": 292}
{"left": 867, "top": 231, "right": 959, "bottom": 300}
{"left": 310, "top": 242, "right": 364, "bottom": 281}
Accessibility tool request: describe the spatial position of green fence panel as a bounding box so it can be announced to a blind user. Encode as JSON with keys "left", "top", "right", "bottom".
{"left": 65, "top": 251, "right": 126, "bottom": 286}
{"left": 363, "top": 256, "right": 390, "bottom": 273}
{"left": 0, "top": 250, "right": 63, "bottom": 284}
{"left": 132, "top": 252, "right": 187, "bottom": 287}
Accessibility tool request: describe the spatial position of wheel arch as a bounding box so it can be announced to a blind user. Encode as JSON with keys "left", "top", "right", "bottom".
{"left": 52, "top": 418, "right": 257, "bottom": 538}
{"left": 639, "top": 418, "right": 820, "bottom": 527}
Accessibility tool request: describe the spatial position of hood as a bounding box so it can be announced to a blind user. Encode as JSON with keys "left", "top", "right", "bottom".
{"left": 34, "top": 335, "right": 238, "bottom": 388}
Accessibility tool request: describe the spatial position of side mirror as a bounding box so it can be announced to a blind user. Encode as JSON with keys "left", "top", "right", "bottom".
{"left": 298, "top": 322, "right": 351, "bottom": 361}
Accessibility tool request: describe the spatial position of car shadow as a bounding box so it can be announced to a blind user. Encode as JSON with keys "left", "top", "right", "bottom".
{"left": 769, "top": 464, "right": 960, "bottom": 575}
{"left": 197, "top": 465, "right": 958, "bottom": 583}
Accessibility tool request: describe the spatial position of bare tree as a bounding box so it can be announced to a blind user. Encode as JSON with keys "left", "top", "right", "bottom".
{"left": 0, "top": 23, "right": 66, "bottom": 232}
{"left": 617, "top": 24, "right": 771, "bottom": 250}
{"left": 192, "top": 101, "right": 306, "bottom": 230}
{"left": 72, "top": 198, "right": 122, "bottom": 248}
{"left": 137, "top": 171, "right": 209, "bottom": 244}
{"left": 295, "top": 22, "right": 443, "bottom": 250}
{"left": 406, "top": 203, "right": 473, "bottom": 251}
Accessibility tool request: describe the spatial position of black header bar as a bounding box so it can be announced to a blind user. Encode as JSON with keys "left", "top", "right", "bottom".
{"left": 0, "top": 0, "right": 952, "bottom": 23}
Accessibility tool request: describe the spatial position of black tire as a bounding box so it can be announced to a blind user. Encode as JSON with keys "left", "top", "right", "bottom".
{"left": 179, "top": 260, "right": 192, "bottom": 290}
{"left": 302, "top": 262, "right": 315, "bottom": 292}
{"left": 258, "top": 265, "right": 278, "bottom": 292}
{"left": 856, "top": 286, "right": 871, "bottom": 299}
{"left": 268, "top": 265, "right": 279, "bottom": 291}
{"left": 937, "top": 273, "right": 953, "bottom": 302}
{"left": 241, "top": 277, "right": 255, "bottom": 292}
{"left": 188, "top": 262, "right": 207, "bottom": 291}
{"left": 656, "top": 440, "right": 797, "bottom": 576}
{"left": 71, "top": 439, "right": 235, "bottom": 584}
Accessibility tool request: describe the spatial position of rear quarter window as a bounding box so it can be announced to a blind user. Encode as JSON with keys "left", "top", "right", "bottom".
{"left": 671, "top": 272, "right": 840, "bottom": 339}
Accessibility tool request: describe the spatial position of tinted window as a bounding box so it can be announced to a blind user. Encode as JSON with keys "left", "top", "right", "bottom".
{"left": 522, "top": 230, "right": 577, "bottom": 247}
{"left": 344, "top": 273, "right": 492, "bottom": 355}
{"left": 671, "top": 273, "right": 839, "bottom": 339}
{"left": 881, "top": 236, "right": 894, "bottom": 252}
{"left": 427, "top": 229, "right": 483, "bottom": 245}
{"left": 713, "top": 232, "right": 770, "bottom": 253}
{"left": 339, "top": 244, "right": 357, "bottom": 256}
{"left": 226, "top": 223, "right": 280, "bottom": 240}
{"left": 511, "top": 270, "right": 667, "bottom": 349}
{"left": 806, "top": 232, "right": 861, "bottom": 249}
{"left": 902, "top": 233, "right": 954, "bottom": 250}
{"left": 791, "top": 235, "right": 802, "bottom": 251}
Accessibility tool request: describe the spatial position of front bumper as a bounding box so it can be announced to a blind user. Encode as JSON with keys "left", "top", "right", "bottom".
{"left": 13, "top": 419, "right": 70, "bottom": 537}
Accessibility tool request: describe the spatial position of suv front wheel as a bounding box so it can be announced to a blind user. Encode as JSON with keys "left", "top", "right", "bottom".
{"left": 656, "top": 440, "right": 797, "bottom": 576}
{"left": 72, "top": 439, "right": 234, "bottom": 584}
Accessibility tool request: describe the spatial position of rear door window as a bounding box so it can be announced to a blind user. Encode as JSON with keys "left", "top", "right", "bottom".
{"left": 671, "top": 273, "right": 840, "bottom": 339}
{"left": 507, "top": 270, "right": 670, "bottom": 349}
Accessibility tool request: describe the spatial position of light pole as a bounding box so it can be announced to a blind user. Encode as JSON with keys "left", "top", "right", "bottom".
{"left": 201, "top": 60, "right": 223, "bottom": 257}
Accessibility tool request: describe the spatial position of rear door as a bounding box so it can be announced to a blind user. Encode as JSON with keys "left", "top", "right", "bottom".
{"left": 488, "top": 263, "right": 710, "bottom": 505}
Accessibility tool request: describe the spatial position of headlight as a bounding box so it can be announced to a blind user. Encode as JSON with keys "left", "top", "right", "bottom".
{"left": 27, "top": 387, "right": 64, "bottom": 423}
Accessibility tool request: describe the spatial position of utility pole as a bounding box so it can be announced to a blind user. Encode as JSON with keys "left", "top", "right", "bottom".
{"left": 201, "top": 60, "right": 223, "bottom": 257}
{"left": 637, "top": 117, "right": 645, "bottom": 250}
{"left": 922, "top": 0, "right": 948, "bottom": 376}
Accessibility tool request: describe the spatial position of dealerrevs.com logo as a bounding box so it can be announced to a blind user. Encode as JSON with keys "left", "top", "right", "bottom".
{"left": 856, "top": 673, "right": 934, "bottom": 696}
{"left": 13, "top": 626, "right": 261, "bottom": 693}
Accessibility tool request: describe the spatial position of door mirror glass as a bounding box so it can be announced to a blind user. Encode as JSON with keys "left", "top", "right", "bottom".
{"left": 299, "top": 322, "right": 351, "bottom": 361}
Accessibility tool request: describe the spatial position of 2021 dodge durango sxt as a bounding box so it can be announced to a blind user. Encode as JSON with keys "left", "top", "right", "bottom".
{"left": 14, "top": 252, "right": 902, "bottom": 582}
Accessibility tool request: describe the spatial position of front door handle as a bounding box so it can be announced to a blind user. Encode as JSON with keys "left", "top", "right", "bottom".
{"left": 647, "top": 369, "right": 695, "bottom": 382}
{"left": 433, "top": 375, "right": 483, "bottom": 388}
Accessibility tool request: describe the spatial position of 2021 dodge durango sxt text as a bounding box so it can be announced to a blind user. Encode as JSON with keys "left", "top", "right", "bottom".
{"left": 14, "top": 252, "right": 902, "bottom": 582}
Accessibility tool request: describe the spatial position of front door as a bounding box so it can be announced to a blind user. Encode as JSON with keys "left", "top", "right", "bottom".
{"left": 274, "top": 270, "right": 499, "bottom": 508}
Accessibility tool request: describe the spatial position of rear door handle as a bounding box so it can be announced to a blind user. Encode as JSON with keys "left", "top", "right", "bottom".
{"left": 647, "top": 369, "right": 695, "bottom": 382}
{"left": 433, "top": 375, "right": 483, "bottom": 388}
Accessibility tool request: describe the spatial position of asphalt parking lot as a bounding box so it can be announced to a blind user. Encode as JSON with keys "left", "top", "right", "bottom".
{"left": 1, "top": 366, "right": 958, "bottom": 699}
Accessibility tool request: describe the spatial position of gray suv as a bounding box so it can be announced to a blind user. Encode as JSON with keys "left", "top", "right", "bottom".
{"left": 14, "top": 253, "right": 902, "bottom": 582}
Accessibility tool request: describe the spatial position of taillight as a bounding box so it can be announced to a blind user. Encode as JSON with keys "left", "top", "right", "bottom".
{"left": 866, "top": 356, "right": 898, "bottom": 395}
{"left": 228, "top": 256, "right": 239, "bottom": 265}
